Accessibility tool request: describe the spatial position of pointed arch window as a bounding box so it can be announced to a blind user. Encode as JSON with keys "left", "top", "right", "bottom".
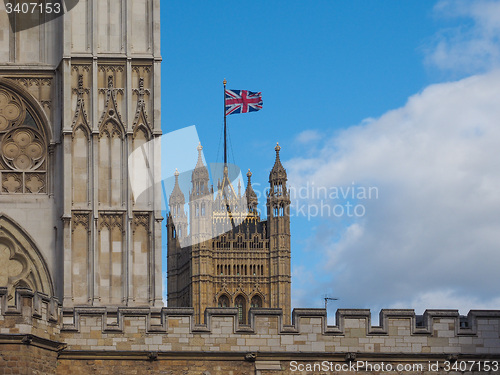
{"left": 234, "top": 295, "right": 246, "bottom": 324}
{"left": 0, "top": 85, "right": 48, "bottom": 194}
{"left": 218, "top": 295, "right": 229, "bottom": 308}
{"left": 251, "top": 295, "right": 262, "bottom": 308}
{"left": 0, "top": 216, "right": 54, "bottom": 301}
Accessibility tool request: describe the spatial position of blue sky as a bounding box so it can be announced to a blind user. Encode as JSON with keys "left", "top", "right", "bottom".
{"left": 160, "top": 1, "right": 500, "bottom": 319}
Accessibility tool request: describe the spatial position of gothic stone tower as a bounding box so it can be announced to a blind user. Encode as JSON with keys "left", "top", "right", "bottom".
{"left": 0, "top": 0, "right": 163, "bottom": 307}
{"left": 167, "top": 143, "right": 292, "bottom": 324}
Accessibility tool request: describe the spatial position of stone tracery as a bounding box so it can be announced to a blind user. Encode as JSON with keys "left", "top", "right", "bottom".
{"left": 0, "top": 86, "right": 47, "bottom": 194}
{"left": 0, "top": 215, "right": 54, "bottom": 302}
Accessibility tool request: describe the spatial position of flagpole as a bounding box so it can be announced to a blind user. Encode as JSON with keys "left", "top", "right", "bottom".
{"left": 223, "top": 78, "right": 235, "bottom": 229}
{"left": 223, "top": 78, "right": 227, "bottom": 166}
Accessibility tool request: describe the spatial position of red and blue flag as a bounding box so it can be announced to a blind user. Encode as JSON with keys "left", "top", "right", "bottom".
{"left": 225, "top": 89, "right": 263, "bottom": 116}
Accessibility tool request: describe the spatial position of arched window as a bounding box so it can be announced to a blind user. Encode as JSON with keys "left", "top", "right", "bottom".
{"left": 251, "top": 295, "right": 262, "bottom": 308}
{"left": 0, "top": 216, "right": 54, "bottom": 302}
{"left": 234, "top": 295, "right": 246, "bottom": 324}
{"left": 218, "top": 295, "right": 229, "bottom": 308}
{"left": 0, "top": 84, "right": 48, "bottom": 194}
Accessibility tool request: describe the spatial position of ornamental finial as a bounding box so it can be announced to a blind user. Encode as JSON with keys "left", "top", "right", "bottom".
{"left": 275, "top": 142, "right": 281, "bottom": 153}
{"left": 246, "top": 168, "right": 252, "bottom": 179}
{"left": 197, "top": 142, "right": 203, "bottom": 152}
{"left": 223, "top": 78, "right": 227, "bottom": 86}
{"left": 174, "top": 168, "right": 179, "bottom": 177}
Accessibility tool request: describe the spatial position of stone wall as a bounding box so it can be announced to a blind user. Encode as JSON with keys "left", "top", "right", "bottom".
{"left": 1, "top": 289, "right": 500, "bottom": 374}
{"left": 0, "top": 344, "right": 59, "bottom": 375}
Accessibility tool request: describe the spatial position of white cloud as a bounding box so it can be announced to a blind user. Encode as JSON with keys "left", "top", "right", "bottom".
{"left": 295, "top": 129, "right": 322, "bottom": 144}
{"left": 287, "top": 70, "right": 500, "bottom": 316}
{"left": 391, "top": 290, "right": 500, "bottom": 316}
{"left": 425, "top": 0, "right": 500, "bottom": 74}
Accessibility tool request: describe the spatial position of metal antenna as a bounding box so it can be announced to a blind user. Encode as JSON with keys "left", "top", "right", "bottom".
{"left": 324, "top": 297, "right": 339, "bottom": 310}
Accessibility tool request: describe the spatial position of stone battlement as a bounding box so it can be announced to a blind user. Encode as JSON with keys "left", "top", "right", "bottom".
{"left": 2, "top": 288, "right": 500, "bottom": 356}
{"left": 0, "top": 288, "right": 60, "bottom": 340}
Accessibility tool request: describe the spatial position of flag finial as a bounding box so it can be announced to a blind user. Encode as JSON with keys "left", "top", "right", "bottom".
{"left": 223, "top": 78, "right": 227, "bottom": 86}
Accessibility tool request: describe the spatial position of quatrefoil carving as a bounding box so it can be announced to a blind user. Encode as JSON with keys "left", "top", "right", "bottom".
{"left": 1, "top": 128, "right": 46, "bottom": 171}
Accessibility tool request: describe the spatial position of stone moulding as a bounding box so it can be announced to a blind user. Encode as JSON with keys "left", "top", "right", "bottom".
{"left": 0, "top": 333, "right": 66, "bottom": 352}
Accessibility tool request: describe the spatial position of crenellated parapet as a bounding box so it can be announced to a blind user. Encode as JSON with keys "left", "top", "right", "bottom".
{"left": 2, "top": 288, "right": 500, "bottom": 356}
{"left": 2, "top": 289, "right": 500, "bottom": 373}
{"left": 0, "top": 288, "right": 63, "bottom": 351}
{"left": 55, "top": 305, "right": 500, "bottom": 355}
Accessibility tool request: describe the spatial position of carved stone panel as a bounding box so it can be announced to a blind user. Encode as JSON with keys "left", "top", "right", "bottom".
{"left": 71, "top": 212, "right": 90, "bottom": 304}
{"left": 131, "top": 213, "right": 150, "bottom": 304}
{"left": 98, "top": 213, "right": 124, "bottom": 305}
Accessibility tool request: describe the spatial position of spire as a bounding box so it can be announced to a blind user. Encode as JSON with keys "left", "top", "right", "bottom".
{"left": 245, "top": 169, "right": 258, "bottom": 211}
{"left": 269, "top": 142, "right": 287, "bottom": 182}
{"left": 169, "top": 168, "right": 186, "bottom": 216}
{"left": 192, "top": 142, "right": 209, "bottom": 182}
{"left": 195, "top": 142, "right": 204, "bottom": 169}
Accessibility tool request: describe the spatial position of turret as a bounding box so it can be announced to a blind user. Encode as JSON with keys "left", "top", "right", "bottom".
{"left": 266, "top": 142, "right": 291, "bottom": 324}
{"left": 167, "top": 169, "right": 188, "bottom": 307}
{"left": 267, "top": 143, "right": 290, "bottom": 218}
{"left": 189, "top": 143, "right": 212, "bottom": 244}
{"left": 189, "top": 143, "right": 214, "bottom": 322}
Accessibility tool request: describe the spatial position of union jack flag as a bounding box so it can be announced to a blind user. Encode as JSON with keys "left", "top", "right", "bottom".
{"left": 225, "top": 89, "right": 263, "bottom": 116}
